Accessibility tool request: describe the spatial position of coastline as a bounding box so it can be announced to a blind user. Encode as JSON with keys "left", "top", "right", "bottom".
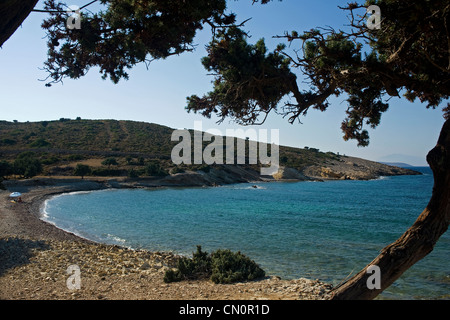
{"left": 0, "top": 177, "right": 333, "bottom": 300}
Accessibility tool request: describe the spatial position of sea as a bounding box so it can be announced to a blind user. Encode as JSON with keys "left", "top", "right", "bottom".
{"left": 42, "top": 167, "right": 449, "bottom": 300}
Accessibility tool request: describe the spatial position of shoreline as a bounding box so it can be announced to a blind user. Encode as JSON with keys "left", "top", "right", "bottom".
{"left": 0, "top": 177, "right": 333, "bottom": 300}
{"left": 1, "top": 178, "right": 112, "bottom": 242}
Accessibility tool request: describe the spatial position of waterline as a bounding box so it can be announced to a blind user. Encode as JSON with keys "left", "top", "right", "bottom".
{"left": 42, "top": 169, "right": 449, "bottom": 299}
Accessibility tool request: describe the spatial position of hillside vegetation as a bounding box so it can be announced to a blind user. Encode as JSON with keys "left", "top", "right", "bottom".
{"left": 0, "top": 119, "right": 418, "bottom": 182}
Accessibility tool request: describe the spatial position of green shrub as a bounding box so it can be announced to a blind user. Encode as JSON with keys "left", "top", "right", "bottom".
{"left": 67, "top": 154, "right": 85, "bottom": 161}
{"left": 42, "top": 155, "right": 61, "bottom": 165}
{"left": 29, "top": 138, "right": 51, "bottom": 148}
{"left": 13, "top": 152, "right": 43, "bottom": 178}
{"left": 210, "top": 249, "right": 266, "bottom": 284}
{"left": 127, "top": 168, "right": 139, "bottom": 178}
{"left": 146, "top": 162, "right": 168, "bottom": 177}
{"left": 164, "top": 246, "right": 265, "bottom": 284}
{"left": 102, "top": 157, "right": 118, "bottom": 167}
{"left": 162, "top": 269, "right": 181, "bottom": 283}
{"left": 74, "top": 164, "right": 91, "bottom": 179}
{"left": 0, "top": 160, "right": 13, "bottom": 178}
{"left": 164, "top": 246, "right": 211, "bottom": 283}
{"left": 1, "top": 138, "right": 17, "bottom": 146}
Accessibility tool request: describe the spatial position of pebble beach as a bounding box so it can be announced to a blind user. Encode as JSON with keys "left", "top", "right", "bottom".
{"left": 0, "top": 178, "right": 332, "bottom": 300}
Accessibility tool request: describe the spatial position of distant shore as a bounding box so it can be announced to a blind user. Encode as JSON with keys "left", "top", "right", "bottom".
{"left": 0, "top": 177, "right": 333, "bottom": 300}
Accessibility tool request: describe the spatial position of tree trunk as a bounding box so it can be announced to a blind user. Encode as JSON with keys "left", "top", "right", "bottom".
{"left": 330, "top": 119, "right": 450, "bottom": 300}
{"left": 0, "top": 0, "right": 39, "bottom": 47}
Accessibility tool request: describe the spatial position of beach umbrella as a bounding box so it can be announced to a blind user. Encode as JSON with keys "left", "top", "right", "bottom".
{"left": 9, "top": 192, "right": 22, "bottom": 198}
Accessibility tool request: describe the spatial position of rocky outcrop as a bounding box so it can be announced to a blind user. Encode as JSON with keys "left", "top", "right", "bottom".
{"left": 272, "top": 167, "right": 311, "bottom": 181}
{"left": 301, "top": 156, "right": 421, "bottom": 181}
{"left": 142, "top": 165, "right": 265, "bottom": 187}
{"left": 162, "top": 157, "right": 422, "bottom": 185}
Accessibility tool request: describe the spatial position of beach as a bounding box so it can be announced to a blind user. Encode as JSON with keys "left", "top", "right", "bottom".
{"left": 0, "top": 178, "right": 332, "bottom": 300}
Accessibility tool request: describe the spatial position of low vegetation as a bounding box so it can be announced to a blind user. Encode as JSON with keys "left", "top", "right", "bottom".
{"left": 0, "top": 119, "right": 342, "bottom": 180}
{"left": 0, "top": 152, "right": 43, "bottom": 179}
{"left": 164, "top": 246, "right": 265, "bottom": 284}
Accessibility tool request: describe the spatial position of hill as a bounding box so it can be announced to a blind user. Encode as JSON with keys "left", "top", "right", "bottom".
{"left": 0, "top": 119, "right": 420, "bottom": 184}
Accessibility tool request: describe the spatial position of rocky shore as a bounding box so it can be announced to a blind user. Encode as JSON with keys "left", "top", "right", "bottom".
{"left": 301, "top": 156, "right": 421, "bottom": 181}
{"left": 0, "top": 159, "right": 420, "bottom": 300}
{"left": 0, "top": 178, "right": 333, "bottom": 300}
{"left": 0, "top": 236, "right": 331, "bottom": 300}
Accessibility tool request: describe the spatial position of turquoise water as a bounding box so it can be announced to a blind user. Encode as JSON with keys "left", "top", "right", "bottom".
{"left": 42, "top": 167, "right": 449, "bottom": 299}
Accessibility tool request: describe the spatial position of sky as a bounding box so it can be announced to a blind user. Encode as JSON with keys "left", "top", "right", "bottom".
{"left": 0, "top": 0, "right": 447, "bottom": 166}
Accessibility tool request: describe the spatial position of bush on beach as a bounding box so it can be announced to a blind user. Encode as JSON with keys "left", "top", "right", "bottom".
{"left": 164, "top": 246, "right": 265, "bottom": 284}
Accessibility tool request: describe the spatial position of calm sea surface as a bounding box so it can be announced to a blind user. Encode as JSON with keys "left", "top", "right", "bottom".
{"left": 42, "top": 167, "right": 449, "bottom": 299}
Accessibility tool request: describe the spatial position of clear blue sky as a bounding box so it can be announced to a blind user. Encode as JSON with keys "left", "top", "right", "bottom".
{"left": 0, "top": 0, "right": 446, "bottom": 166}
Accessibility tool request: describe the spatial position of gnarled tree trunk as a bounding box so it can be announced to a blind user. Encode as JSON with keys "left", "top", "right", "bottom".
{"left": 0, "top": 0, "right": 39, "bottom": 47}
{"left": 330, "top": 119, "right": 450, "bottom": 300}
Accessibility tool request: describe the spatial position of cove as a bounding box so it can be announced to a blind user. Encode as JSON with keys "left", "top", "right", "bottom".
{"left": 42, "top": 167, "right": 449, "bottom": 299}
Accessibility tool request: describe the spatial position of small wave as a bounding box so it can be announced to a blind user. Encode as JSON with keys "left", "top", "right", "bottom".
{"left": 40, "top": 198, "right": 51, "bottom": 219}
{"left": 105, "top": 233, "right": 127, "bottom": 245}
{"left": 64, "top": 189, "right": 115, "bottom": 197}
{"left": 372, "top": 176, "right": 390, "bottom": 181}
{"left": 65, "top": 190, "right": 95, "bottom": 196}
{"left": 226, "top": 185, "right": 267, "bottom": 190}
{"left": 250, "top": 185, "right": 266, "bottom": 190}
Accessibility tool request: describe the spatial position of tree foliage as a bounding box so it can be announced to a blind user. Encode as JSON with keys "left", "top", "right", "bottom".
{"left": 0, "top": 160, "right": 13, "bottom": 179}
{"left": 145, "top": 161, "right": 168, "bottom": 176}
{"left": 41, "top": 0, "right": 234, "bottom": 85}
{"left": 102, "top": 157, "right": 118, "bottom": 167}
{"left": 13, "top": 152, "right": 43, "bottom": 178}
{"left": 74, "top": 163, "right": 91, "bottom": 179}
{"left": 38, "top": 0, "right": 449, "bottom": 146}
{"left": 1, "top": 154, "right": 43, "bottom": 179}
{"left": 186, "top": 27, "right": 295, "bottom": 125}
{"left": 187, "top": 0, "right": 450, "bottom": 146}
